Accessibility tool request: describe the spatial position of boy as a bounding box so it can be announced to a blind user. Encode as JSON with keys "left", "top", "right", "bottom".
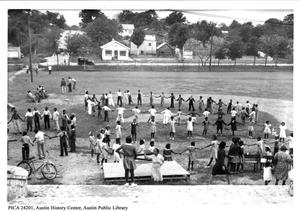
{"left": 52, "top": 108, "right": 60, "bottom": 131}
{"left": 33, "top": 128, "right": 51, "bottom": 159}
{"left": 131, "top": 118, "right": 138, "bottom": 143}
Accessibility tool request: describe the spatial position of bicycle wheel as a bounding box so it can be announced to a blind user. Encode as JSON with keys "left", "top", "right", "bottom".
{"left": 17, "top": 161, "right": 32, "bottom": 177}
{"left": 41, "top": 163, "right": 57, "bottom": 180}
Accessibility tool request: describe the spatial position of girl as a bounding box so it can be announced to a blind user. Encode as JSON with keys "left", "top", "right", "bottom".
{"left": 148, "top": 105, "right": 157, "bottom": 123}
{"left": 148, "top": 140, "right": 156, "bottom": 153}
{"left": 115, "top": 121, "right": 122, "bottom": 140}
{"left": 149, "top": 91, "right": 154, "bottom": 106}
{"left": 87, "top": 98, "right": 96, "bottom": 116}
{"left": 186, "top": 95, "right": 195, "bottom": 111}
{"left": 169, "top": 116, "right": 176, "bottom": 140}
{"left": 89, "top": 131, "right": 97, "bottom": 159}
{"left": 180, "top": 141, "right": 200, "bottom": 171}
{"left": 163, "top": 143, "right": 178, "bottom": 161}
{"left": 130, "top": 118, "right": 138, "bottom": 143}
{"left": 108, "top": 91, "right": 115, "bottom": 107}
{"left": 104, "top": 126, "right": 111, "bottom": 147}
{"left": 150, "top": 117, "right": 156, "bottom": 139}
{"left": 249, "top": 108, "right": 256, "bottom": 123}
{"left": 263, "top": 162, "right": 272, "bottom": 185}
{"left": 202, "top": 117, "right": 210, "bottom": 136}
{"left": 248, "top": 121, "right": 255, "bottom": 138}
{"left": 187, "top": 117, "right": 193, "bottom": 138}
{"left": 100, "top": 93, "right": 105, "bottom": 106}
{"left": 237, "top": 140, "right": 245, "bottom": 173}
{"left": 25, "top": 108, "right": 33, "bottom": 132}
{"left": 144, "top": 148, "right": 164, "bottom": 183}
{"left": 161, "top": 107, "right": 172, "bottom": 125}
{"left": 240, "top": 107, "right": 248, "bottom": 125}
{"left": 176, "top": 94, "right": 185, "bottom": 110}
{"left": 213, "top": 116, "right": 226, "bottom": 136}
{"left": 112, "top": 138, "right": 121, "bottom": 163}
{"left": 52, "top": 108, "right": 60, "bottom": 131}
{"left": 202, "top": 108, "right": 210, "bottom": 118}
{"left": 264, "top": 121, "right": 272, "bottom": 139}
{"left": 137, "top": 90, "right": 142, "bottom": 106}
{"left": 175, "top": 109, "right": 183, "bottom": 126}
{"left": 198, "top": 96, "right": 205, "bottom": 113}
{"left": 123, "top": 90, "right": 128, "bottom": 106}
{"left": 279, "top": 122, "right": 287, "bottom": 142}
{"left": 104, "top": 93, "right": 109, "bottom": 106}
{"left": 228, "top": 137, "right": 241, "bottom": 173}
{"left": 116, "top": 105, "right": 126, "bottom": 123}
{"left": 132, "top": 106, "right": 141, "bottom": 123}
{"left": 42, "top": 106, "right": 52, "bottom": 130}
{"left": 228, "top": 117, "right": 240, "bottom": 136}
{"left": 117, "top": 89, "right": 123, "bottom": 106}
{"left": 205, "top": 135, "right": 219, "bottom": 168}
{"left": 100, "top": 136, "right": 110, "bottom": 167}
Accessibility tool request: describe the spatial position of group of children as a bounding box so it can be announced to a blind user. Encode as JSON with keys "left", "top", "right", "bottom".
{"left": 27, "top": 85, "right": 48, "bottom": 103}
{"left": 60, "top": 77, "right": 76, "bottom": 94}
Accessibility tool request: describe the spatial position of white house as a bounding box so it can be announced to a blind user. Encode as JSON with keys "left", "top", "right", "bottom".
{"left": 8, "top": 44, "right": 22, "bottom": 59}
{"left": 101, "top": 39, "right": 131, "bottom": 61}
{"left": 130, "top": 35, "right": 157, "bottom": 55}
{"left": 120, "top": 24, "right": 134, "bottom": 37}
{"left": 58, "top": 30, "right": 85, "bottom": 49}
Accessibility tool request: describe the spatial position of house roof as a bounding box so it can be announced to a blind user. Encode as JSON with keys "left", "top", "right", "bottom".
{"left": 101, "top": 39, "right": 130, "bottom": 50}
{"left": 157, "top": 42, "right": 174, "bottom": 50}
{"left": 144, "top": 35, "right": 156, "bottom": 41}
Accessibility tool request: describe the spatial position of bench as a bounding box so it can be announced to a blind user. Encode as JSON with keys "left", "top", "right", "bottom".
{"left": 244, "top": 154, "right": 274, "bottom": 172}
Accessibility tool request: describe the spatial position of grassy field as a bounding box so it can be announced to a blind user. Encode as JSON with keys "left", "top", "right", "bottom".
{"left": 7, "top": 70, "right": 292, "bottom": 185}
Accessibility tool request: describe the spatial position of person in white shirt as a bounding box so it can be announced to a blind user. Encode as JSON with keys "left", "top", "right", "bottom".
{"left": 71, "top": 77, "right": 76, "bottom": 90}
{"left": 148, "top": 106, "right": 157, "bottom": 122}
{"left": 42, "top": 107, "right": 52, "bottom": 130}
{"left": 245, "top": 100, "right": 251, "bottom": 114}
{"left": 230, "top": 107, "right": 238, "bottom": 119}
{"left": 161, "top": 107, "right": 173, "bottom": 125}
{"left": 115, "top": 121, "right": 122, "bottom": 139}
{"left": 117, "top": 89, "right": 123, "bottom": 106}
{"left": 108, "top": 91, "right": 115, "bottom": 107}
{"left": 249, "top": 108, "right": 256, "bottom": 123}
{"left": 144, "top": 148, "right": 164, "bottom": 183}
{"left": 123, "top": 90, "right": 129, "bottom": 105}
{"left": 87, "top": 98, "right": 96, "bottom": 116}
{"left": 84, "top": 91, "right": 89, "bottom": 111}
{"left": 103, "top": 106, "right": 112, "bottom": 122}
{"left": 33, "top": 128, "right": 51, "bottom": 159}
{"left": 235, "top": 101, "right": 242, "bottom": 114}
{"left": 279, "top": 122, "right": 287, "bottom": 142}
{"left": 25, "top": 108, "right": 33, "bottom": 132}
{"left": 202, "top": 108, "right": 210, "bottom": 118}
{"left": 263, "top": 162, "right": 272, "bottom": 185}
{"left": 263, "top": 121, "right": 272, "bottom": 139}
{"left": 132, "top": 106, "right": 141, "bottom": 122}
{"left": 52, "top": 108, "right": 60, "bottom": 131}
{"left": 116, "top": 105, "right": 126, "bottom": 123}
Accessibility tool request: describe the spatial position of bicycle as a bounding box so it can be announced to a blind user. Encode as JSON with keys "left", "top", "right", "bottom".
{"left": 17, "top": 151, "right": 57, "bottom": 180}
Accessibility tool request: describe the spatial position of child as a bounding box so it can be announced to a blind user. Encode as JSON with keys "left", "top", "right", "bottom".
{"left": 186, "top": 95, "right": 195, "bottom": 111}
{"left": 227, "top": 99, "right": 233, "bottom": 114}
{"left": 150, "top": 117, "right": 156, "bottom": 139}
{"left": 161, "top": 107, "right": 172, "bottom": 125}
{"left": 132, "top": 106, "right": 141, "bottom": 123}
{"left": 87, "top": 98, "right": 96, "bottom": 116}
{"left": 205, "top": 135, "right": 219, "bottom": 168}
{"left": 115, "top": 121, "right": 122, "bottom": 140}
{"left": 198, "top": 96, "right": 205, "bottom": 113}
{"left": 156, "top": 92, "right": 165, "bottom": 107}
{"left": 264, "top": 121, "right": 272, "bottom": 139}
{"left": 116, "top": 105, "right": 126, "bottom": 123}
{"left": 137, "top": 139, "right": 146, "bottom": 155}
{"left": 104, "top": 126, "right": 111, "bottom": 146}
{"left": 230, "top": 107, "right": 238, "bottom": 119}
{"left": 180, "top": 141, "right": 199, "bottom": 171}
{"left": 100, "top": 134, "right": 109, "bottom": 166}
{"left": 240, "top": 107, "right": 248, "bottom": 125}
{"left": 228, "top": 137, "right": 241, "bottom": 173}
{"left": 148, "top": 140, "right": 156, "bottom": 153}
{"left": 89, "top": 131, "right": 97, "bottom": 159}
{"left": 117, "top": 89, "right": 123, "bottom": 106}
{"left": 42, "top": 106, "right": 52, "bottom": 130}
{"left": 69, "top": 125, "right": 76, "bottom": 152}
{"left": 25, "top": 108, "right": 33, "bottom": 132}
{"left": 148, "top": 105, "right": 157, "bottom": 123}
{"left": 214, "top": 116, "right": 226, "bottom": 136}
{"left": 279, "top": 122, "right": 287, "bottom": 142}
{"left": 149, "top": 91, "right": 154, "bottom": 106}
{"left": 112, "top": 138, "right": 121, "bottom": 163}
{"left": 263, "top": 162, "right": 272, "bottom": 185}
{"left": 176, "top": 94, "right": 185, "bottom": 110}
{"left": 248, "top": 121, "right": 254, "bottom": 138}
{"left": 102, "top": 105, "right": 112, "bottom": 122}
{"left": 175, "top": 109, "right": 183, "bottom": 126}
{"left": 131, "top": 118, "right": 138, "bottom": 143}
{"left": 144, "top": 148, "right": 164, "bottom": 183}
{"left": 228, "top": 117, "right": 239, "bottom": 136}
{"left": 84, "top": 91, "right": 89, "bottom": 110}
{"left": 137, "top": 90, "right": 142, "bottom": 106}
{"left": 163, "top": 143, "right": 178, "bottom": 161}
{"left": 169, "top": 116, "right": 176, "bottom": 140}
{"left": 108, "top": 91, "right": 115, "bottom": 107}
{"left": 52, "top": 108, "right": 60, "bottom": 131}
{"left": 256, "top": 137, "right": 264, "bottom": 170}
{"left": 202, "top": 117, "right": 210, "bottom": 136}
{"left": 95, "top": 132, "right": 104, "bottom": 164}
{"left": 288, "top": 133, "right": 293, "bottom": 156}
{"left": 187, "top": 117, "right": 193, "bottom": 138}
{"left": 202, "top": 108, "right": 210, "bottom": 118}
{"left": 168, "top": 93, "right": 175, "bottom": 108}
{"left": 237, "top": 140, "right": 245, "bottom": 173}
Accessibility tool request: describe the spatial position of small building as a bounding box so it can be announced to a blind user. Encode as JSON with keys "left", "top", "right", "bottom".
{"left": 120, "top": 24, "right": 134, "bottom": 38}
{"left": 8, "top": 44, "right": 22, "bottom": 59}
{"left": 130, "top": 35, "right": 157, "bottom": 55}
{"left": 101, "top": 39, "right": 131, "bottom": 61}
{"left": 156, "top": 42, "right": 175, "bottom": 57}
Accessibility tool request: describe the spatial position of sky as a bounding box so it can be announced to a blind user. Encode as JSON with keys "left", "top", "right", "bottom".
{"left": 48, "top": 9, "right": 292, "bottom": 27}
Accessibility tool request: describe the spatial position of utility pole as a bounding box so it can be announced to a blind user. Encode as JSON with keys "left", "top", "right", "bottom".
{"left": 208, "top": 24, "right": 214, "bottom": 71}
{"left": 27, "top": 10, "right": 33, "bottom": 83}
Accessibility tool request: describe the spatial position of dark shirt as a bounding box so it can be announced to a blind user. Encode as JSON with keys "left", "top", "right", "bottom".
{"left": 216, "top": 149, "right": 226, "bottom": 166}
{"left": 131, "top": 122, "right": 137, "bottom": 134}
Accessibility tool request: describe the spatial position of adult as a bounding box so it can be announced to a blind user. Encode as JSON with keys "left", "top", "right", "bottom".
{"left": 137, "top": 90, "right": 142, "bottom": 106}
{"left": 186, "top": 95, "right": 195, "bottom": 111}
{"left": 169, "top": 93, "right": 175, "bottom": 108}
{"left": 61, "top": 78, "right": 67, "bottom": 94}
{"left": 61, "top": 110, "right": 69, "bottom": 131}
{"left": 176, "top": 94, "right": 185, "bottom": 110}
{"left": 8, "top": 108, "right": 24, "bottom": 134}
{"left": 116, "top": 105, "right": 126, "bottom": 123}
{"left": 209, "top": 141, "right": 230, "bottom": 184}
{"left": 103, "top": 105, "right": 112, "bottom": 122}
{"left": 33, "top": 128, "right": 51, "bottom": 159}
{"left": 117, "top": 89, "right": 123, "bottom": 106}
{"left": 273, "top": 145, "right": 292, "bottom": 185}
{"left": 52, "top": 108, "right": 60, "bottom": 131}
{"left": 116, "top": 136, "right": 138, "bottom": 186}
{"left": 67, "top": 77, "right": 72, "bottom": 92}
{"left": 33, "top": 107, "right": 41, "bottom": 130}
{"left": 52, "top": 127, "right": 69, "bottom": 156}
{"left": 20, "top": 131, "right": 34, "bottom": 160}
{"left": 198, "top": 96, "right": 205, "bottom": 113}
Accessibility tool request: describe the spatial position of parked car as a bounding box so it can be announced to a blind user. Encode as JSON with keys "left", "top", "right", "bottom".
{"left": 77, "top": 57, "right": 94, "bottom": 65}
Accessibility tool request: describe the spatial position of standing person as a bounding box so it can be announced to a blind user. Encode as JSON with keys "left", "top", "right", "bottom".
{"left": 87, "top": 98, "right": 96, "bottom": 116}
{"left": 202, "top": 117, "right": 210, "bottom": 136}
{"left": 249, "top": 108, "right": 256, "bottom": 123}
{"left": 149, "top": 91, "right": 154, "bottom": 107}
{"left": 97, "top": 102, "right": 102, "bottom": 119}
{"left": 256, "top": 137, "right": 264, "bottom": 170}
{"left": 52, "top": 108, "right": 60, "bottom": 131}
{"left": 103, "top": 105, "right": 112, "bottom": 122}
{"left": 144, "top": 148, "right": 164, "bottom": 183}
{"left": 245, "top": 101, "right": 251, "bottom": 115}
{"left": 116, "top": 105, "right": 126, "bottom": 123}
{"left": 116, "top": 136, "right": 138, "bottom": 186}
{"left": 89, "top": 131, "right": 96, "bottom": 159}
{"left": 108, "top": 91, "right": 115, "bottom": 107}
{"left": 187, "top": 117, "right": 193, "bottom": 138}
{"left": 71, "top": 77, "right": 76, "bottom": 90}
{"left": 128, "top": 90, "right": 133, "bottom": 105}
{"left": 67, "top": 77, "right": 72, "bottom": 92}
{"left": 33, "top": 107, "right": 41, "bottom": 130}
{"left": 175, "top": 109, "right": 183, "bottom": 126}
{"left": 95, "top": 132, "right": 104, "bottom": 164}
{"left": 228, "top": 117, "right": 239, "bottom": 136}
{"left": 240, "top": 107, "right": 248, "bottom": 125}
{"left": 147, "top": 105, "right": 157, "bottom": 122}
{"left": 61, "top": 110, "right": 69, "bottom": 131}
{"left": 112, "top": 139, "right": 121, "bottom": 163}
{"left": 100, "top": 93, "right": 105, "bottom": 106}
{"left": 42, "top": 107, "right": 52, "bottom": 130}
{"left": 137, "top": 90, "right": 142, "bottom": 106}
{"left": 263, "top": 162, "right": 273, "bottom": 185}
{"left": 48, "top": 65, "right": 52, "bottom": 74}
{"left": 228, "top": 137, "right": 241, "bottom": 173}
{"left": 287, "top": 133, "right": 293, "bottom": 156}
{"left": 156, "top": 92, "right": 166, "bottom": 107}
{"left": 52, "top": 127, "right": 69, "bottom": 156}
{"left": 8, "top": 108, "right": 24, "bottom": 134}
{"left": 84, "top": 91, "right": 89, "bottom": 111}
{"left": 161, "top": 107, "right": 172, "bottom": 125}
{"left": 213, "top": 116, "right": 227, "bottom": 136}
{"left": 61, "top": 78, "right": 67, "bottom": 94}
{"left": 230, "top": 107, "right": 238, "bottom": 120}
{"left": 168, "top": 93, "right": 175, "bottom": 108}
{"left": 20, "top": 131, "right": 34, "bottom": 160}
{"left": 115, "top": 121, "right": 123, "bottom": 140}
{"left": 254, "top": 104, "right": 259, "bottom": 122}
{"left": 130, "top": 118, "right": 138, "bottom": 143}
{"left": 279, "top": 122, "right": 287, "bottom": 142}
{"left": 205, "top": 135, "right": 219, "bottom": 168}
{"left": 117, "top": 89, "right": 123, "bottom": 106}
{"left": 176, "top": 94, "right": 185, "bottom": 110}
{"left": 180, "top": 141, "right": 200, "bottom": 171}
{"left": 123, "top": 90, "right": 128, "bottom": 106}
{"left": 186, "top": 95, "right": 195, "bottom": 111}
{"left": 206, "top": 97, "right": 216, "bottom": 114}
{"left": 69, "top": 125, "right": 76, "bottom": 152}
{"left": 163, "top": 143, "right": 179, "bottom": 161}
{"left": 274, "top": 145, "right": 292, "bottom": 185}
{"left": 216, "top": 99, "right": 227, "bottom": 112}
{"left": 132, "top": 106, "right": 141, "bottom": 123}
{"left": 198, "top": 96, "right": 205, "bottom": 113}
{"left": 209, "top": 141, "right": 230, "bottom": 185}
{"left": 235, "top": 101, "right": 242, "bottom": 114}
{"left": 33, "top": 128, "right": 51, "bottom": 159}
{"left": 104, "top": 126, "right": 111, "bottom": 147}
{"left": 169, "top": 116, "right": 176, "bottom": 140}
{"left": 150, "top": 116, "right": 156, "bottom": 139}
{"left": 264, "top": 121, "right": 272, "bottom": 139}
{"left": 227, "top": 99, "right": 233, "bottom": 114}
{"left": 202, "top": 108, "right": 210, "bottom": 118}
{"left": 237, "top": 140, "right": 245, "bottom": 173}
{"left": 25, "top": 108, "right": 33, "bottom": 132}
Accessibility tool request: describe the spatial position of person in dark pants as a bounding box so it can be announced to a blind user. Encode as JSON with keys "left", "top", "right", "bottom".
{"left": 116, "top": 136, "right": 137, "bottom": 186}
{"left": 227, "top": 99, "right": 233, "bottom": 114}
{"left": 67, "top": 77, "right": 72, "bottom": 92}
{"left": 103, "top": 105, "right": 112, "bottom": 122}
{"left": 69, "top": 125, "right": 76, "bottom": 152}
{"left": 168, "top": 93, "right": 175, "bottom": 108}
{"left": 52, "top": 127, "right": 69, "bottom": 156}
{"left": 117, "top": 89, "right": 123, "bottom": 106}
{"left": 130, "top": 118, "right": 138, "bottom": 143}
{"left": 42, "top": 107, "right": 51, "bottom": 130}
{"left": 186, "top": 96, "right": 195, "bottom": 111}
{"left": 25, "top": 108, "right": 33, "bottom": 132}
{"left": 137, "top": 90, "right": 142, "bottom": 106}
{"left": 20, "top": 131, "right": 34, "bottom": 160}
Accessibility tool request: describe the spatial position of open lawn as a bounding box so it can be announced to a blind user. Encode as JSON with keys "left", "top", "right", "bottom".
{"left": 7, "top": 70, "right": 293, "bottom": 185}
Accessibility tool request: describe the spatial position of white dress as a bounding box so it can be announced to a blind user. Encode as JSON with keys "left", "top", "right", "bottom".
{"left": 187, "top": 120, "right": 193, "bottom": 131}
{"left": 108, "top": 93, "right": 114, "bottom": 106}
{"left": 116, "top": 107, "right": 125, "bottom": 123}
{"left": 279, "top": 125, "right": 287, "bottom": 138}
{"left": 112, "top": 143, "right": 121, "bottom": 162}
{"left": 264, "top": 123, "right": 272, "bottom": 134}
{"left": 170, "top": 120, "right": 176, "bottom": 133}
{"left": 87, "top": 100, "right": 96, "bottom": 115}
{"left": 161, "top": 109, "right": 172, "bottom": 124}
{"left": 115, "top": 125, "right": 122, "bottom": 138}
{"left": 263, "top": 166, "right": 272, "bottom": 181}
{"left": 150, "top": 154, "right": 164, "bottom": 182}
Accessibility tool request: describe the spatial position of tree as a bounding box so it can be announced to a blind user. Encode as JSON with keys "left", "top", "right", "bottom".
{"left": 165, "top": 11, "right": 186, "bottom": 26}
{"left": 45, "top": 11, "right": 67, "bottom": 29}
{"left": 245, "top": 36, "right": 260, "bottom": 65}
{"left": 65, "top": 34, "right": 91, "bottom": 65}
{"left": 283, "top": 14, "right": 294, "bottom": 39}
{"left": 168, "top": 23, "right": 190, "bottom": 60}
{"left": 130, "top": 28, "right": 145, "bottom": 55}
{"left": 135, "top": 10, "right": 158, "bottom": 28}
{"left": 85, "top": 15, "right": 122, "bottom": 46}
{"left": 226, "top": 31, "right": 245, "bottom": 65}
{"left": 117, "top": 10, "right": 136, "bottom": 24}
{"left": 79, "top": 10, "right": 104, "bottom": 28}
{"left": 214, "top": 46, "right": 227, "bottom": 65}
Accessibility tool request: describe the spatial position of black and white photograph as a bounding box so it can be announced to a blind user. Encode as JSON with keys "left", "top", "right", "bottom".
{"left": 3, "top": 0, "right": 298, "bottom": 210}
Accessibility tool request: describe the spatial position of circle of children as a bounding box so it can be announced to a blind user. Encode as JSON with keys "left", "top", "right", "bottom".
{"left": 9, "top": 89, "right": 293, "bottom": 185}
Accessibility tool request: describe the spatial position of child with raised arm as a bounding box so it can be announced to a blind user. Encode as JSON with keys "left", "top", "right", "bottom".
{"left": 202, "top": 117, "right": 210, "bottom": 136}
{"left": 176, "top": 94, "right": 185, "bottom": 110}
{"left": 214, "top": 116, "right": 227, "bottom": 136}
{"left": 156, "top": 92, "right": 166, "bottom": 107}
{"left": 163, "top": 143, "right": 179, "bottom": 161}
{"left": 144, "top": 148, "right": 164, "bottom": 183}
{"left": 147, "top": 105, "right": 157, "bottom": 123}
{"left": 228, "top": 117, "right": 241, "bottom": 136}
{"left": 205, "top": 135, "right": 219, "bottom": 168}
{"left": 186, "top": 95, "right": 195, "bottom": 111}
{"left": 175, "top": 109, "right": 184, "bottom": 126}
{"left": 168, "top": 93, "right": 175, "bottom": 108}
{"left": 180, "top": 141, "right": 200, "bottom": 171}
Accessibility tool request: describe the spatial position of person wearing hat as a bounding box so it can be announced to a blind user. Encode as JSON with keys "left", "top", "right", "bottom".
{"left": 273, "top": 145, "right": 292, "bottom": 185}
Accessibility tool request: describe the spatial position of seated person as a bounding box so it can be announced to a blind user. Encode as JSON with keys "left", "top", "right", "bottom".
{"left": 27, "top": 90, "right": 36, "bottom": 102}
